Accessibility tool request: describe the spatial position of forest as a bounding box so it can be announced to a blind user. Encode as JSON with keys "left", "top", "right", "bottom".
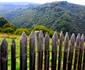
{"left": 0, "top": 1, "right": 85, "bottom": 35}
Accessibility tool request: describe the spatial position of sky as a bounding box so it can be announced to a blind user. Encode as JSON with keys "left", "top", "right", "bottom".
{"left": 0, "top": 0, "right": 85, "bottom": 5}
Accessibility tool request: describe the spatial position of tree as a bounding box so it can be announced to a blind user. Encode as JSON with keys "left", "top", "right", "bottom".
{"left": 33, "top": 25, "right": 48, "bottom": 34}
{"left": 1, "top": 23, "right": 16, "bottom": 33}
{"left": 0, "top": 17, "right": 8, "bottom": 27}
{"left": 14, "top": 28, "right": 31, "bottom": 35}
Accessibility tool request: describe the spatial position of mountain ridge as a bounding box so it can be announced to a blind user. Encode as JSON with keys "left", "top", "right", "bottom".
{"left": 0, "top": 1, "right": 85, "bottom": 34}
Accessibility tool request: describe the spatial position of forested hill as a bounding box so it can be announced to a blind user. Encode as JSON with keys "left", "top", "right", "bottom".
{"left": 0, "top": 17, "right": 8, "bottom": 27}
{"left": 0, "top": 1, "right": 85, "bottom": 34}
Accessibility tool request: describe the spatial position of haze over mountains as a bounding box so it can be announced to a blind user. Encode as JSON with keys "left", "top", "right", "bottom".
{"left": 0, "top": 1, "right": 85, "bottom": 34}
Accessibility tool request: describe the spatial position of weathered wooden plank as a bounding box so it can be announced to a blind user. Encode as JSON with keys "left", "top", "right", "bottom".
{"left": 63, "top": 32, "right": 69, "bottom": 70}
{"left": 73, "top": 33, "right": 80, "bottom": 70}
{"left": 20, "top": 32, "right": 27, "bottom": 70}
{"left": 68, "top": 33, "right": 75, "bottom": 70}
{"left": 44, "top": 33, "right": 49, "bottom": 70}
{"left": 51, "top": 31, "right": 58, "bottom": 70}
{"left": 78, "top": 34, "right": 84, "bottom": 70}
{"left": 58, "top": 31, "right": 63, "bottom": 70}
{"left": 1, "top": 38, "right": 8, "bottom": 70}
{"left": 29, "top": 32, "right": 35, "bottom": 70}
{"left": 37, "top": 31, "right": 43, "bottom": 70}
{"left": 11, "top": 39, "right": 16, "bottom": 70}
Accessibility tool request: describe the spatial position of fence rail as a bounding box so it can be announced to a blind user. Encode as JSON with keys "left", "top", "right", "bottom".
{"left": 0, "top": 31, "right": 85, "bottom": 70}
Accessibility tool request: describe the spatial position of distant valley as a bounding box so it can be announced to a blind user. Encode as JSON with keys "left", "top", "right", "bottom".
{"left": 0, "top": 1, "right": 85, "bottom": 34}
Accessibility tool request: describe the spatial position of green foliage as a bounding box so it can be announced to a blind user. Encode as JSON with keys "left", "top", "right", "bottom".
{"left": 2, "top": 23, "right": 16, "bottom": 30}
{"left": 1, "top": 28, "right": 15, "bottom": 33}
{"left": 48, "top": 30, "right": 54, "bottom": 37}
{"left": 1, "top": 23, "right": 16, "bottom": 33}
{"left": 33, "top": 25, "right": 48, "bottom": 34}
{"left": 14, "top": 28, "right": 31, "bottom": 35}
{"left": 0, "top": 2, "right": 85, "bottom": 34}
{"left": 0, "top": 17, "right": 8, "bottom": 27}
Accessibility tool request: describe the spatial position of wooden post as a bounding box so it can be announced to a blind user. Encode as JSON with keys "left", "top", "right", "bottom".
{"left": 44, "top": 33, "right": 49, "bottom": 70}
{"left": 51, "top": 31, "right": 58, "bottom": 70}
{"left": 37, "top": 31, "right": 43, "bottom": 70}
{"left": 11, "top": 39, "right": 16, "bottom": 70}
{"left": 73, "top": 33, "right": 80, "bottom": 70}
{"left": 29, "top": 32, "right": 35, "bottom": 70}
{"left": 1, "top": 38, "right": 8, "bottom": 70}
{"left": 68, "top": 33, "right": 75, "bottom": 70}
{"left": 63, "top": 32, "right": 69, "bottom": 70}
{"left": 58, "top": 31, "right": 63, "bottom": 70}
{"left": 20, "top": 32, "right": 27, "bottom": 70}
{"left": 78, "top": 34, "right": 84, "bottom": 70}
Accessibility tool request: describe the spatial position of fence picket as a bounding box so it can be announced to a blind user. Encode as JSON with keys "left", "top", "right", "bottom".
{"left": 1, "top": 38, "right": 8, "bottom": 70}
{"left": 51, "top": 31, "right": 58, "bottom": 70}
{"left": 20, "top": 32, "right": 27, "bottom": 70}
{"left": 58, "top": 31, "right": 63, "bottom": 70}
{"left": 44, "top": 33, "right": 49, "bottom": 70}
{"left": 68, "top": 33, "right": 75, "bottom": 70}
{"left": 0, "top": 31, "right": 85, "bottom": 70}
{"left": 78, "top": 34, "right": 84, "bottom": 70}
{"left": 73, "top": 33, "right": 80, "bottom": 70}
{"left": 63, "top": 32, "right": 69, "bottom": 70}
{"left": 29, "top": 32, "right": 35, "bottom": 70}
{"left": 11, "top": 39, "right": 16, "bottom": 70}
{"left": 37, "top": 31, "right": 43, "bottom": 70}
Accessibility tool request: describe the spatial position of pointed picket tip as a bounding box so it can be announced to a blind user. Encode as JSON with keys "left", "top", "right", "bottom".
{"left": 52, "top": 31, "right": 58, "bottom": 41}
{"left": 12, "top": 39, "right": 15, "bottom": 44}
{"left": 52, "top": 31, "right": 57, "bottom": 37}
{"left": 30, "top": 31, "right": 35, "bottom": 38}
{"left": 1, "top": 37, "right": 8, "bottom": 53}
{"left": 39, "top": 30, "right": 43, "bottom": 37}
{"left": 76, "top": 33, "right": 80, "bottom": 41}
{"left": 70, "top": 33, "right": 75, "bottom": 44}
{"left": 20, "top": 32, "right": 27, "bottom": 40}
{"left": 64, "top": 32, "right": 69, "bottom": 52}
{"left": 45, "top": 32, "right": 49, "bottom": 49}
{"left": 81, "top": 34, "right": 84, "bottom": 42}
{"left": 2, "top": 37, "right": 6, "bottom": 41}
{"left": 1, "top": 37, "right": 7, "bottom": 45}
{"left": 45, "top": 32, "right": 49, "bottom": 39}
{"left": 60, "top": 31, "right": 63, "bottom": 36}
{"left": 80, "top": 34, "right": 84, "bottom": 49}
{"left": 60, "top": 31, "right": 63, "bottom": 39}
{"left": 65, "top": 32, "right": 69, "bottom": 42}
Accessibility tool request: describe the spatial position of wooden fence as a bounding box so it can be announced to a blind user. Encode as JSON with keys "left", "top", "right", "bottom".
{"left": 0, "top": 31, "right": 85, "bottom": 70}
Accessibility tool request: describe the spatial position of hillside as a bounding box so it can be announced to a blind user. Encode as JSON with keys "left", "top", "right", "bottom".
{"left": 0, "top": 2, "right": 39, "bottom": 21}
{"left": 0, "top": 1, "right": 85, "bottom": 34}
{"left": 0, "top": 17, "right": 9, "bottom": 27}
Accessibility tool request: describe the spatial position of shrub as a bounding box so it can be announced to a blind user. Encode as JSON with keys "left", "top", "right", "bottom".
{"left": 1, "top": 28, "right": 14, "bottom": 33}
{"left": 33, "top": 25, "right": 48, "bottom": 34}
{"left": 1, "top": 23, "right": 16, "bottom": 34}
{"left": 48, "top": 30, "right": 54, "bottom": 37}
{"left": 14, "top": 28, "right": 31, "bottom": 35}
{"left": 2, "top": 23, "right": 16, "bottom": 30}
